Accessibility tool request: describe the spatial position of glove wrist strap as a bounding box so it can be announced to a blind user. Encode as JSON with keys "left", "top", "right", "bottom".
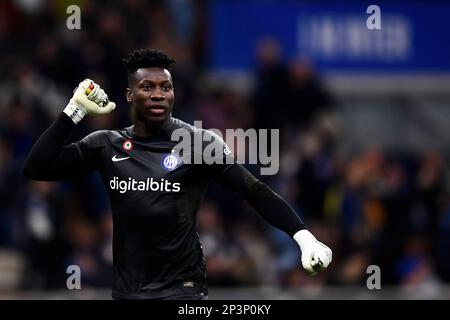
{"left": 63, "top": 101, "right": 87, "bottom": 124}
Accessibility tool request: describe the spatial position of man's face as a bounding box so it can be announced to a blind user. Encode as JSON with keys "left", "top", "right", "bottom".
{"left": 125, "top": 67, "right": 174, "bottom": 124}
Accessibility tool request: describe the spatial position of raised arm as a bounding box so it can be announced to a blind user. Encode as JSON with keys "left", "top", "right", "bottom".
{"left": 23, "top": 79, "right": 116, "bottom": 181}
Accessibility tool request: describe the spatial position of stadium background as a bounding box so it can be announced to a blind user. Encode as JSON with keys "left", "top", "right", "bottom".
{"left": 0, "top": 0, "right": 449, "bottom": 299}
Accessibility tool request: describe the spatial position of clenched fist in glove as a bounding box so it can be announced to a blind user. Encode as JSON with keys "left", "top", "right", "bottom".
{"left": 63, "top": 79, "right": 116, "bottom": 124}
{"left": 294, "top": 229, "right": 332, "bottom": 276}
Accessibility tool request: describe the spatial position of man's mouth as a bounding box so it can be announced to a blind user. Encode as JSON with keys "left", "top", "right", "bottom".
{"left": 146, "top": 105, "right": 167, "bottom": 115}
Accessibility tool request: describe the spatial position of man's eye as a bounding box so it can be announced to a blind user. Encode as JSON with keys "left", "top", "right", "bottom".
{"left": 162, "top": 85, "right": 172, "bottom": 91}
{"left": 142, "top": 85, "right": 150, "bottom": 90}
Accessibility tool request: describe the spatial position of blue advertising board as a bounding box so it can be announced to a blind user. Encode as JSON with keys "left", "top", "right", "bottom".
{"left": 209, "top": 1, "right": 450, "bottom": 73}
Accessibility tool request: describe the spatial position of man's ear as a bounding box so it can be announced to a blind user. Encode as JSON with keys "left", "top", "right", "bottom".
{"left": 125, "top": 88, "right": 133, "bottom": 103}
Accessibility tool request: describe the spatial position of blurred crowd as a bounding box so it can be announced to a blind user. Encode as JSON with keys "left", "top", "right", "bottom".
{"left": 0, "top": 0, "right": 449, "bottom": 296}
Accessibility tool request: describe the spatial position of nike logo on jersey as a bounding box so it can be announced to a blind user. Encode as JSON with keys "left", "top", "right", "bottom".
{"left": 112, "top": 155, "right": 130, "bottom": 162}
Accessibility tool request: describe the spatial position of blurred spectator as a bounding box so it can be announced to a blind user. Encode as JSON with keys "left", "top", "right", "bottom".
{"left": 253, "top": 38, "right": 289, "bottom": 131}
{"left": 197, "top": 201, "right": 257, "bottom": 286}
{"left": 286, "top": 57, "right": 334, "bottom": 127}
{"left": 20, "top": 181, "right": 69, "bottom": 289}
{"left": 253, "top": 38, "right": 334, "bottom": 132}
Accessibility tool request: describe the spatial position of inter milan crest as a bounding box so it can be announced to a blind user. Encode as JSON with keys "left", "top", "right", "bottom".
{"left": 161, "top": 153, "right": 181, "bottom": 171}
{"left": 122, "top": 140, "right": 133, "bottom": 152}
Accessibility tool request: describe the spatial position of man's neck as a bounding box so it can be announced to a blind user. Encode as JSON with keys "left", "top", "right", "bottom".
{"left": 133, "top": 117, "right": 171, "bottom": 138}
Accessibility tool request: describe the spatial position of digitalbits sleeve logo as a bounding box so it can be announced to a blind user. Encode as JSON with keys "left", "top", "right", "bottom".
{"left": 161, "top": 153, "right": 181, "bottom": 171}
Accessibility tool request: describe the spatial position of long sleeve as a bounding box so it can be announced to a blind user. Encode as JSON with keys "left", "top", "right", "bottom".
{"left": 197, "top": 128, "right": 306, "bottom": 237}
{"left": 23, "top": 113, "right": 93, "bottom": 181}
{"left": 214, "top": 163, "right": 306, "bottom": 237}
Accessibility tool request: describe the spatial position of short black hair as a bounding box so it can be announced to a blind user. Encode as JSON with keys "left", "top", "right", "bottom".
{"left": 122, "top": 48, "right": 176, "bottom": 76}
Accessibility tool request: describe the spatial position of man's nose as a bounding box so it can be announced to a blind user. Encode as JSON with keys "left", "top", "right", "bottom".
{"left": 150, "top": 88, "right": 164, "bottom": 100}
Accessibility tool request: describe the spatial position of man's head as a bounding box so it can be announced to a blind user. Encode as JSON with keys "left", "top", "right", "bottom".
{"left": 123, "top": 49, "right": 176, "bottom": 127}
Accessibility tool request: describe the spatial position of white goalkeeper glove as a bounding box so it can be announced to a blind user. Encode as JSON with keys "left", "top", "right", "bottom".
{"left": 294, "top": 229, "right": 332, "bottom": 276}
{"left": 63, "top": 79, "right": 116, "bottom": 124}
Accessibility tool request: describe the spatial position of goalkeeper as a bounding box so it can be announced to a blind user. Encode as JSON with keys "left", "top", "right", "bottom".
{"left": 23, "top": 48, "right": 332, "bottom": 300}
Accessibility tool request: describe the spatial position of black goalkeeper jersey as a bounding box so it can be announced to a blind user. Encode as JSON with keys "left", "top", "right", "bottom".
{"left": 76, "top": 117, "right": 233, "bottom": 299}
{"left": 23, "top": 113, "right": 305, "bottom": 299}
